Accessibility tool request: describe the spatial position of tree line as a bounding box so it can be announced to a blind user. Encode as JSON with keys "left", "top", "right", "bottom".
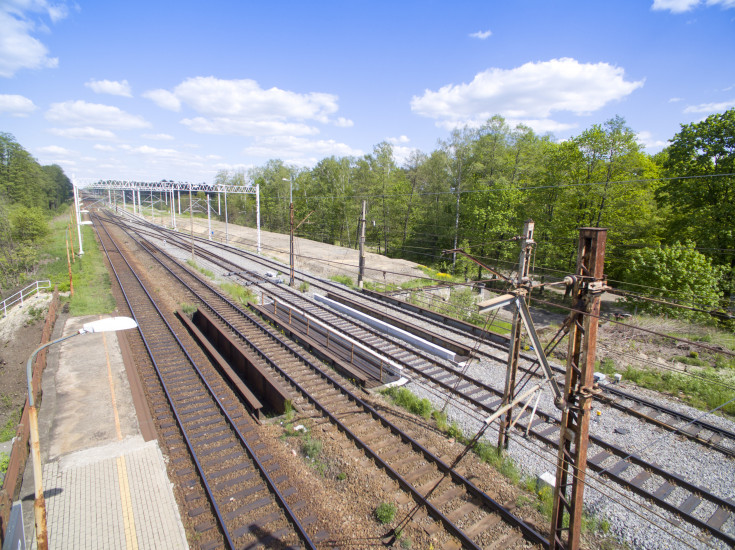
{"left": 0, "top": 132, "right": 72, "bottom": 294}
{"left": 215, "top": 110, "right": 734, "bottom": 322}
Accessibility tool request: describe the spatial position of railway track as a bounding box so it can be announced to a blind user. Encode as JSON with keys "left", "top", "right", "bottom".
{"left": 110, "top": 211, "right": 735, "bottom": 546}
{"left": 105, "top": 213, "right": 549, "bottom": 549}
{"left": 94, "top": 216, "right": 325, "bottom": 549}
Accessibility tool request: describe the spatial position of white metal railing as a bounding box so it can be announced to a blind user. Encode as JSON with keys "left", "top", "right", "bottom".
{"left": 1, "top": 280, "right": 51, "bottom": 318}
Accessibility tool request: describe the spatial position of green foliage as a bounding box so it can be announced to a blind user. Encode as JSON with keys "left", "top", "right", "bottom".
{"left": 220, "top": 282, "right": 256, "bottom": 306}
{"left": 337, "top": 472, "right": 347, "bottom": 481}
{"left": 186, "top": 259, "right": 214, "bottom": 278}
{"left": 661, "top": 109, "right": 735, "bottom": 296}
{"left": 381, "top": 387, "right": 432, "bottom": 419}
{"left": 301, "top": 434, "right": 322, "bottom": 458}
{"left": 180, "top": 303, "right": 197, "bottom": 316}
{"left": 0, "top": 452, "right": 9, "bottom": 476}
{"left": 374, "top": 502, "right": 396, "bottom": 524}
{"left": 0, "top": 408, "right": 21, "bottom": 442}
{"left": 298, "top": 281, "right": 310, "bottom": 292}
{"left": 329, "top": 274, "right": 353, "bottom": 287}
{"left": 623, "top": 242, "right": 724, "bottom": 321}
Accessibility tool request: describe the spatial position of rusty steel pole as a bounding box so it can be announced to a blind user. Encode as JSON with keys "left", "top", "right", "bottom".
{"left": 550, "top": 227, "right": 607, "bottom": 550}
{"left": 497, "top": 220, "right": 535, "bottom": 450}
{"left": 358, "top": 200, "right": 366, "bottom": 289}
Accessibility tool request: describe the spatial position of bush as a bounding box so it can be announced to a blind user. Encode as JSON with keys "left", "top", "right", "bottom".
{"left": 374, "top": 502, "right": 396, "bottom": 524}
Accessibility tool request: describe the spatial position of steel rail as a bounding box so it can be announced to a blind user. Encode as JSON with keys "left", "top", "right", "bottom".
{"left": 118, "top": 218, "right": 549, "bottom": 549}
{"left": 93, "top": 215, "right": 317, "bottom": 550}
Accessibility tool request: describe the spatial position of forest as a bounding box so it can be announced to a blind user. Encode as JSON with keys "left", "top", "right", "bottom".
{"left": 0, "top": 132, "right": 72, "bottom": 294}
{"left": 213, "top": 109, "right": 734, "bottom": 323}
{"left": 1, "top": 108, "right": 733, "bottom": 323}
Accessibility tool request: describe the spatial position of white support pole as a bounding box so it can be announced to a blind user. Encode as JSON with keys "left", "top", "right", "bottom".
{"left": 171, "top": 189, "right": 175, "bottom": 229}
{"left": 256, "top": 183, "right": 261, "bottom": 254}
{"left": 73, "top": 177, "right": 84, "bottom": 255}
{"left": 178, "top": 190, "right": 181, "bottom": 215}
{"left": 123, "top": 190, "right": 126, "bottom": 211}
{"left": 218, "top": 193, "right": 221, "bottom": 215}
{"left": 150, "top": 190, "right": 154, "bottom": 220}
{"left": 137, "top": 190, "right": 141, "bottom": 216}
{"left": 108, "top": 189, "right": 111, "bottom": 207}
{"left": 224, "top": 189, "right": 228, "bottom": 243}
{"left": 207, "top": 194, "right": 211, "bottom": 240}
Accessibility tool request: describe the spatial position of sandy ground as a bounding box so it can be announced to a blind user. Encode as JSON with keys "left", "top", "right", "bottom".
{"left": 140, "top": 210, "right": 428, "bottom": 286}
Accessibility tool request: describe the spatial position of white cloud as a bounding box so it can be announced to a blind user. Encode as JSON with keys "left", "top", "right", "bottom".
{"left": 0, "top": 94, "right": 37, "bottom": 116}
{"left": 669, "top": 97, "right": 683, "bottom": 103}
{"left": 243, "top": 136, "right": 363, "bottom": 163}
{"left": 0, "top": 1, "right": 68, "bottom": 77}
{"left": 387, "top": 135, "right": 410, "bottom": 144}
{"left": 683, "top": 99, "right": 735, "bottom": 113}
{"left": 93, "top": 144, "right": 116, "bottom": 151}
{"left": 49, "top": 126, "right": 117, "bottom": 140}
{"left": 392, "top": 146, "right": 420, "bottom": 166}
{"left": 46, "top": 100, "right": 150, "bottom": 129}
{"left": 146, "top": 76, "right": 346, "bottom": 137}
{"left": 652, "top": 0, "right": 735, "bottom": 12}
{"left": 334, "top": 117, "right": 354, "bottom": 127}
{"left": 37, "top": 145, "right": 74, "bottom": 156}
{"left": 181, "top": 117, "right": 318, "bottom": 137}
{"left": 143, "top": 89, "right": 181, "bottom": 111}
{"left": 142, "top": 133, "right": 175, "bottom": 140}
{"left": 470, "top": 30, "right": 492, "bottom": 39}
{"left": 652, "top": 0, "right": 700, "bottom": 12}
{"left": 85, "top": 79, "right": 132, "bottom": 97}
{"left": 411, "top": 58, "right": 643, "bottom": 132}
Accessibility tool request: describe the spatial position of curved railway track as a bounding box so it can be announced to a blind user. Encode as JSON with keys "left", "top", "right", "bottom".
{"left": 109, "top": 211, "right": 735, "bottom": 546}
{"left": 102, "top": 212, "right": 550, "bottom": 549}
{"left": 94, "top": 216, "right": 324, "bottom": 550}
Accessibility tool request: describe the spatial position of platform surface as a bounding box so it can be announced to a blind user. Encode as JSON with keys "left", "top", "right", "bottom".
{"left": 21, "top": 315, "right": 188, "bottom": 549}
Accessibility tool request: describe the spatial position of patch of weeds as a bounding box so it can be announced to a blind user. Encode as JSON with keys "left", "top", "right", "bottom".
{"left": 186, "top": 259, "right": 214, "bottom": 279}
{"left": 298, "top": 281, "right": 310, "bottom": 293}
{"left": 400, "top": 536, "right": 412, "bottom": 548}
{"left": 432, "top": 410, "right": 448, "bottom": 431}
{"left": 0, "top": 408, "right": 21, "bottom": 442}
{"left": 283, "top": 400, "right": 295, "bottom": 422}
{"left": 674, "top": 355, "right": 708, "bottom": 367}
{"left": 180, "top": 303, "right": 197, "bottom": 316}
{"left": 381, "top": 387, "right": 432, "bottom": 419}
{"left": 25, "top": 305, "right": 46, "bottom": 325}
{"left": 597, "top": 357, "right": 617, "bottom": 376}
{"left": 473, "top": 441, "right": 521, "bottom": 484}
{"left": 1, "top": 394, "right": 12, "bottom": 409}
{"left": 220, "top": 282, "right": 256, "bottom": 306}
{"left": 301, "top": 434, "right": 322, "bottom": 459}
{"left": 374, "top": 502, "right": 396, "bottom": 524}
{"left": 336, "top": 472, "right": 347, "bottom": 481}
{"left": 0, "top": 452, "right": 9, "bottom": 476}
{"left": 330, "top": 274, "right": 353, "bottom": 288}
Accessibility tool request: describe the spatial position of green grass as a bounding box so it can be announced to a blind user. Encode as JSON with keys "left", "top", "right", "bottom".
{"left": 374, "top": 502, "right": 396, "bottom": 524}
{"left": 219, "top": 282, "right": 256, "bottom": 306}
{"left": 37, "top": 221, "right": 115, "bottom": 315}
{"left": 598, "top": 357, "right": 735, "bottom": 416}
{"left": 180, "top": 303, "right": 197, "bottom": 316}
{"left": 0, "top": 452, "right": 9, "bottom": 476}
{"left": 0, "top": 408, "right": 21, "bottom": 442}
{"left": 329, "top": 274, "right": 354, "bottom": 288}
{"left": 298, "top": 281, "right": 310, "bottom": 293}
{"left": 186, "top": 259, "right": 214, "bottom": 278}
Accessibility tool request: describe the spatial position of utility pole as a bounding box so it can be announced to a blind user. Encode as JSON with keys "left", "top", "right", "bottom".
{"left": 189, "top": 183, "right": 195, "bottom": 262}
{"left": 207, "top": 194, "right": 212, "bottom": 240}
{"left": 497, "top": 219, "right": 535, "bottom": 450}
{"left": 358, "top": 200, "right": 366, "bottom": 289}
{"left": 550, "top": 227, "right": 607, "bottom": 550}
{"left": 289, "top": 185, "right": 295, "bottom": 287}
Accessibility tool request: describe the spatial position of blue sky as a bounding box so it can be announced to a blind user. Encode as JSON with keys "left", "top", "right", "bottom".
{"left": 1, "top": 0, "right": 734, "bottom": 182}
